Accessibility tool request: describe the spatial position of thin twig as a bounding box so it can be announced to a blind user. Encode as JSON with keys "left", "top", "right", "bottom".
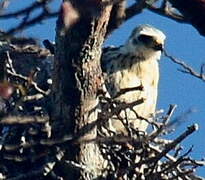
{"left": 164, "top": 50, "right": 205, "bottom": 81}
{"left": 0, "top": 0, "right": 58, "bottom": 35}
{"left": 113, "top": 85, "right": 143, "bottom": 99}
{"left": 160, "top": 146, "right": 193, "bottom": 174}
{"left": 6, "top": 51, "right": 50, "bottom": 95}
{"left": 6, "top": 11, "right": 58, "bottom": 35}
{"left": 153, "top": 124, "right": 198, "bottom": 163}
{"left": 149, "top": 104, "right": 177, "bottom": 140}
{"left": 0, "top": 0, "right": 51, "bottom": 19}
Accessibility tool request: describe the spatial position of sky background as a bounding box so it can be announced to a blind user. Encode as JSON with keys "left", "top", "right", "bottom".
{"left": 0, "top": 0, "right": 205, "bottom": 176}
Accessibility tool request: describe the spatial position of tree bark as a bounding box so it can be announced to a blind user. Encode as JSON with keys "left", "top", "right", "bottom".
{"left": 51, "top": 1, "right": 112, "bottom": 179}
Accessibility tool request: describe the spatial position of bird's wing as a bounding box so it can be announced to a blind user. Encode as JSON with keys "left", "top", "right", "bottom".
{"left": 101, "top": 46, "right": 121, "bottom": 72}
{"left": 101, "top": 45, "right": 127, "bottom": 97}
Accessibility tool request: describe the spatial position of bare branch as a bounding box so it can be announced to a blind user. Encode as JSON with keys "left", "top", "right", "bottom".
{"left": 153, "top": 124, "right": 198, "bottom": 163}
{"left": 5, "top": 51, "right": 50, "bottom": 95}
{"left": 159, "top": 146, "right": 193, "bottom": 174}
{"left": 168, "top": 0, "right": 205, "bottom": 36}
{"left": 5, "top": 11, "right": 58, "bottom": 35}
{"left": 113, "top": 84, "right": 143, "bottom": 99}
{"left": 0, "top": 0, "right": 46, "bottom": 19}
{"left": 0, "top": 0, "right": 58, "bottom": 35}
{"left": 149, "top": 104, "right": 177, "bottom": 140}
{"left": 125, "top": 0, "right": 147, "bottom": 20}
{"left": 106, "top": 0, "right": 126, "bottom": 35}
{"left": 0, "top": 115, "right": 49, "bottom": 124}
{"left": 147, "top": 3, "right": 187, "bottom": 23}
{"left": 106, "top": 0, "right": 147, "bottom": 35}
{"left": 164, "top": 50, "right": 205, "bottom": 82}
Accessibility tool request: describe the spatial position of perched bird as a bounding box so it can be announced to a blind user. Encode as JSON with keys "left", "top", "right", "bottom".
{"left": 101, "top": 24, "right": 166, "bottom": 134}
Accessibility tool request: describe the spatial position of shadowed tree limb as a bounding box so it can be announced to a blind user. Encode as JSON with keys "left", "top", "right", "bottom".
{"left": 168, "top": 0, "right": 205, "bottom": 36}
{"left": 106, "top": 0, "right": 148, "bottom": 35}
{"left": 147, "top": 3, "right": 188, "bottom": 23}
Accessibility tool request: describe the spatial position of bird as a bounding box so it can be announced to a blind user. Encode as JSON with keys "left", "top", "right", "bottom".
{"left": 101, "top": 24, "right": 166, "bottom": 134}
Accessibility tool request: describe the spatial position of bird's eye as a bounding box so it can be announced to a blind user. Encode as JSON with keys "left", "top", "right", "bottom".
{"left": 138, "top": 35, "right": 154, "bottom": 44}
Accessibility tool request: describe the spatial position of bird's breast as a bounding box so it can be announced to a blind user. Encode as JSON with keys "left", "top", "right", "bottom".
{"left": 117, "top": 58, "right": 159, "bottom": 90}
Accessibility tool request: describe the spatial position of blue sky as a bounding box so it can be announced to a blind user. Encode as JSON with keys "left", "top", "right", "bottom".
{"left": 1, "top": 0, "right": 205, "bottom": 176}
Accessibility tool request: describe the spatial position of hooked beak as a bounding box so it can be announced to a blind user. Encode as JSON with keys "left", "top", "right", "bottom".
{"left": 152, "top": 38, "right": 164, "bottom": 51}
{"left": 153, "top": 43, "right": 163, "bottom": 51}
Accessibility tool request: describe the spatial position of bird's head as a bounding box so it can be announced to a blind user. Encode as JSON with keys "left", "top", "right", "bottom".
{"left": 125, "top": 24, "right": 166, "bottom": 59}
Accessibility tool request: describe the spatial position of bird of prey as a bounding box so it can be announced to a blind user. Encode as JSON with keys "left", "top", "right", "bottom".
{"left": 101, "top": 24, "right": 166, "bottom": 134}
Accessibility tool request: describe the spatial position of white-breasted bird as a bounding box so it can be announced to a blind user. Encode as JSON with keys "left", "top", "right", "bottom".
{"left": 101, "top": 24, "right": 166, "bottom": 134}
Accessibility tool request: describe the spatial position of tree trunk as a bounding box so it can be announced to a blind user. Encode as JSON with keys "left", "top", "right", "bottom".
{"left": 51, "top": 1, "right": 112, "bottom": 179}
